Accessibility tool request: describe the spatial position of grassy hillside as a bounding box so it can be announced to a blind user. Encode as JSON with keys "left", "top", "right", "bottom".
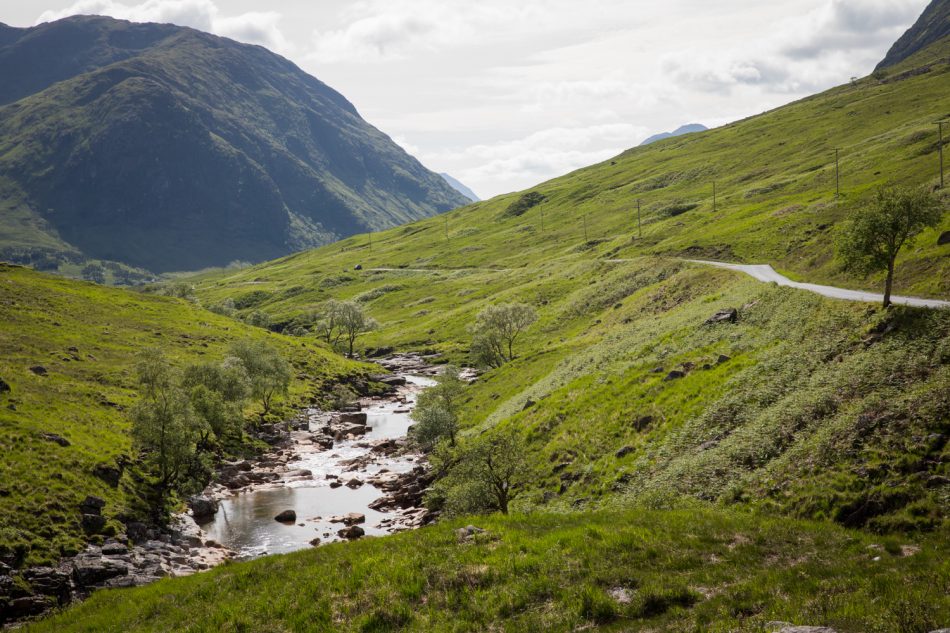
{"left": 26, "top": 509, "right": 950, "bottom": 632}
{"left": 183, "top": 37, "right": 950, "bottom": 535}
{"left": 194, "top": 36, "right": 950, "bottom": 302}
{"left": 0, "top": 264, "right": 367, "bottom": 565}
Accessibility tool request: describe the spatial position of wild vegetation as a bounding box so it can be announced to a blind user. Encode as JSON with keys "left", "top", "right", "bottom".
{"left": 0, "top": 264, "right": 368, "bottom": 566}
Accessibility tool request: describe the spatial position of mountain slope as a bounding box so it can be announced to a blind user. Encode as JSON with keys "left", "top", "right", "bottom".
{"left": 876, "top": 0, "right": 950, "bottom": 69}
{"left": 186, "top": 33, "right": 950, "bottom": 533}
{"left": 639, "top": 123, "right": 708, "bottom": 146}
{"left": 0, "top": 16, "right": 468, "bottom": 273}
{"left": 440, "top": 172, "right": 480, "bottom": 201}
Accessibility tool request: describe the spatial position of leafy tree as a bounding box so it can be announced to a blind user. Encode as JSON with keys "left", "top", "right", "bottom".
{"left": 313, "top": 299, "right": 345, "bottom": 346}
{"left": 838, "top": 185, "right": 943, "bottom": 307}
{"left": 469, "top": 303, "right": 537, "bottom": 367}
{"left": 429, "top": 428, "right": 527, "bottom": 515}
{"left": 180, "top": 358, "right": 250, "bottom": 445}
{"left": 243, "top": 310, "right": 271, "bottom": 329}
{"left": 411, "top": 366, "right": 464, "bottom": 448}
{"left": 228, "top": 340, "right": 291, "bottom": 416}
{"left": 336, "top": 301, "right": 379, "bottom": 357}
{"left": 328, "top": 383, "right": 358, "bottom": 410}
{"left": 81, "top": 262, "right": 106, "bottom": 284}
{"left": 130, "top": 349, "right": 200, "bottom": 506}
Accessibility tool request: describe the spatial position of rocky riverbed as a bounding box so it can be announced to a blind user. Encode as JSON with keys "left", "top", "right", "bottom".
{"left": 1, "top": 353, "right": 450, "bottom": 626}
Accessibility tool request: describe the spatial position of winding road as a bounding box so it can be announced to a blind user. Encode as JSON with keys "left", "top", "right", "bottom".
{"left": 688, "top": 259, "right": 950, "bottom": 309}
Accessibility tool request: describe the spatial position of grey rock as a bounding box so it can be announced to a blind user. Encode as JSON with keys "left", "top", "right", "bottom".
{"left": 81, "top": 514, "right": 107, "bottom": 534}
{"left": 101, "top": 542, "right": 128, "bottom": 556}
{"left": 80, "top": 495, "right": 106, "bottom": 515}
{"left": 339, "top": 412, "right": 368, "bottom": 426}
{"left": 705, "top": 308, "right": 738, "bottom": 325}
{"left": 8, "top": 595, "right": 52, "bottom": 618}
{"left": 72, "top": 559, "right": 129, "bottom": 587}
{"left": 663, "top": 370, "right": 686, "bottom": 381}
{"left": 0, "top": 377, "right": 9, "bottom": 394}
{"left": 337, "top": 525, "right": 364, "bottom": 540}
{"left": 40, "top": 432, "right": 70, "bottom": 447}
{"left": 28, "top": 366, "right": 47, "bottom": 376}
{"left": 615, "top": 445, "right": 634, "bottom": 458}
{"left": 187, "top": 495, "right": 219, "bottom": 523}
{"left": 274, "top": 509, "right": 297, "bottom": 523}
{"left": 93, "top": 463, "right": 122, "bottom": 487}
{"left": 345, "top": 478, "right": 364, "bottom": 489}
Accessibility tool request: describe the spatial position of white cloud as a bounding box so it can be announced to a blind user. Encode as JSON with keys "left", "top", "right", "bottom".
{"left": 35, "top": 0, "right": 290, "bottom": 53}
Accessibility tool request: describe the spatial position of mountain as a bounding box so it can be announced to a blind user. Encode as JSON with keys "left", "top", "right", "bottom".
{"left": 876, "top": 0, "right": 950, "bottom": 70}
{"left": 0, "top": 16, "right": 468, "bottom": 273}
{"left": 639, "top": 123, "right": 707, "bottom": 146}
{"left": 440, "top": 172, "right": 480, "bottom": 201}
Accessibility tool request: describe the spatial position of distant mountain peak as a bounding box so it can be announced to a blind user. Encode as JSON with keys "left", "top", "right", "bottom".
{"left": 639, "top": 123, "right": 708, "bottom": 146}
{"left": 440, "top": 173, "right": 480, "bottom": 202}
{"left": 876, "top": 0, "right": 950, "bottom": 70}
{"left": 0, "top": 15, "right": 469, "bottom": 273}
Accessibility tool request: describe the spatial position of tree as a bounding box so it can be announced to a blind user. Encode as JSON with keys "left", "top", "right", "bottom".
{"left": 130, "top": 349, "right": 200, "bottom": 506}
{"left": 431, "top": 428, "right": 528, "bottom": 515}
{"left": 838, "top": 185, "right": 943, "bottom": 307}
{"left": 469, "top": 303, "right": 538, "bottom": 366}
{"left": 336, "top": 301, "right": 379, "bottom": 357}
{"left": 180, "top": 358, "right": 250, "bottom": 445}
{"left": 81, "top": 262, "right": 106, "bottom": 284}
{"left": 411, "top": 366, "right": 465, "bottom": 448}
{"left": 314, "top": 299, "right": 346, "bottom": 346}
{"left": 228, "top": 340, "right": 291, "bottom": 416}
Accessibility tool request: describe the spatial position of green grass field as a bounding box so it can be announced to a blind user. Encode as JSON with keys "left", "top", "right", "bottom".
{"left": 0, "top": 264, "right": 368, "bottom": 565}
{"left": 26, "top": 508, "right": 950, "bottom": 632}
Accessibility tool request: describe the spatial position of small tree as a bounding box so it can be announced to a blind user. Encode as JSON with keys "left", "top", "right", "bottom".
{"left": 411, "top": 366, "right": 465, "bottom": 448}
{"left": 81, "top": 263, "right": 106, "bottom": 284}
{"left": 180, "top": 358, "right": 250, "bottom": 445}
{"left": 431, "top": 428, "right": 528, "bottom": 515}
{"left": 228, "top": 340, "right": 291, "bottom": 416}
{"left": 130, "top": 349, "right": 199, "bottom": 507}
{"left": 336, "top": 301, "right": 379, "bottom": 357}
{"left": 469, "top": 303, "right": 537, "bottom": 366}
{"left": 838, "top": 185, "right": 943, "bottom": 307}
{"left": 314, "top": 299, "right": 346, "bottom": 346}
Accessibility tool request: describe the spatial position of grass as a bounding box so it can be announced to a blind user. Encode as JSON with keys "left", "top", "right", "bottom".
{"left": 25, "top": 508, "right": 950, "bottom": 632}
{"left": 0, "top": 264, "right": 368, "bottom": 565}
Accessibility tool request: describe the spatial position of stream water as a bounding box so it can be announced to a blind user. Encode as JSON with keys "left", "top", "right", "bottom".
{"left": 198, "top": 374, "right": 436, "bottom": 558}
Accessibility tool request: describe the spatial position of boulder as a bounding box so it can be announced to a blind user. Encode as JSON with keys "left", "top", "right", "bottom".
{"left": 21, "top": 567, "right": 71, "bottom": 602}
{"left": 310, "top": 538, "right": 322, "bottom": 547}
{"left": 125, "top": 521, "right": 150, "bottom": 543}
{"left": 663, "top": 370, "right": 686, "bottom": 381}
{"left": 615, "top": 445, "right": 634, "bottom": 458}
{"left": 337, "top": 525, "right": 364, "bottom": 540}
{"left": 716, "top": 354, "right": 731, "bottom": 364}
{"left": 0, "top": 377, "right": 9, "bottom": 394}
{"left": 274, "top": 510, "right": 297, "bottom": 523}
{"left": 187, "top": 495, "right": 219, "bottom": 523}
{"left": 40, "top": 432, "right": 70, "bottom": 447}
{"left": 284, "top": 469, "right": 313, "bottom": 479}
{"left": 79, "top": 495, "right": 106, "bottom": 515}
{"left": 329, "top": 480, "right": 343, "bottom": 489}
{"left": 345, "top": 478, "right": 364, "bottom": 489}
{"left": 101, "top": 542, "right": 129, "bottom": 556}
{"left": 938, "top": 230, "right": 950, "bottom": 246}
{"left": 343, "top": 513, "right": 365, "bottom": 526}
{"left": 81, "top": 514, "right": 107, "bottom": 534}
{"left": 372, "top": 374, "right": 406, "bottom": 387}
{"left": 633, "top": 415, "right": 653, "bottom": 431}
{"left": 72, "top": 559, "right": 129, "bottom": 587}
{"left": 28, "top": 366, "right": 48, "bottom": 376}
{"left": 339, "top": 412, "right": 368, "bottom": 426}
{"left": 705, "top": 308, "right": 738, "bottom": 325}
{"left": 455, "top": 525, "right": 485, "bottom": 543}
{"left": 93, "top": 463, "right": 122, "bottom": 487}
{"left": 7, "top": 595, "right": 53, "bottom": 618}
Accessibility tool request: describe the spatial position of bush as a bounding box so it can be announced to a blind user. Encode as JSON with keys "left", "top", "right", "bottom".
{"left": 501, "top": 191, "right": 545, "bottom": 218}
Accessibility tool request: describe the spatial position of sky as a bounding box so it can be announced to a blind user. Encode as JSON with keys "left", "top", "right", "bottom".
{"left": 0, "top": 0, "right": 930, "bottom": 199}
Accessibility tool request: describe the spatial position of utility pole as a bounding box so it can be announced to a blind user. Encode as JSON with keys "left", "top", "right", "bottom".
{"left": 713, "top": 181, "right": 717, "bottom": 212}
{"left": 368, "top": 230, "right": 372, "bottom": 251}
{"left": 444, "top": 215, "right": 448, "bottom": 240}
{"left": 636, "top": 198, "right": 642, "bottom": 238}
{"left": 834, "top": 148, "right": 840, "bottom": 200}
{"left": 540, "top": 203, "right": 544, "bottom": 233}
{"left": 583, "top": 214, "right": 588, "bottom": 242}
{"left": 938, "top": 121, "right": 946, "bottom": 189}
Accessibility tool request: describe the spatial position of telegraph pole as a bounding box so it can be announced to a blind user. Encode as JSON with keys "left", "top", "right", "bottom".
{"left": 583, "top": 214, "right": 588, "bottom": 242}
{"left": 713, "top": 181, "right": 717, "bottom": 212}
{"left": 938, "top": 121, "right": 946, "bottom": 189}
{"left": 834, "top": 148, "right": 840, "bottom": 199}
{"left": 444, "top": 215, "right": 448, "bottom": 240}
{"left": 368, "top": 230, "right": 372, "bottom": 251}
{"left": 636, "top": 198, "right": 642, "bottom": 238}
{"left": 540, "top": 203, "right": 544, "bottom": 233}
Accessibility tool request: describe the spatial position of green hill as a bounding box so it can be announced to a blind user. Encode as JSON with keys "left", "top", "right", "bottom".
{"left": 0, "top": 16, "right": 468, "bottom": 274}
{"left": 182, "top": 34, "right": 950, "bottom": 529}
{"left": 0, "top": 264, "right": 366, "bottom": 566}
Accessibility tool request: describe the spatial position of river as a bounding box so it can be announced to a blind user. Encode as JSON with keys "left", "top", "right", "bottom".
{"left": 197, "top": 373, "right": 437, "bottom": 558}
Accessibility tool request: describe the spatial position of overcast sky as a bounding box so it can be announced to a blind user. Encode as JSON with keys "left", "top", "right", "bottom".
{"left": 1, "top": 0, "right": 928, "bottom": 198}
